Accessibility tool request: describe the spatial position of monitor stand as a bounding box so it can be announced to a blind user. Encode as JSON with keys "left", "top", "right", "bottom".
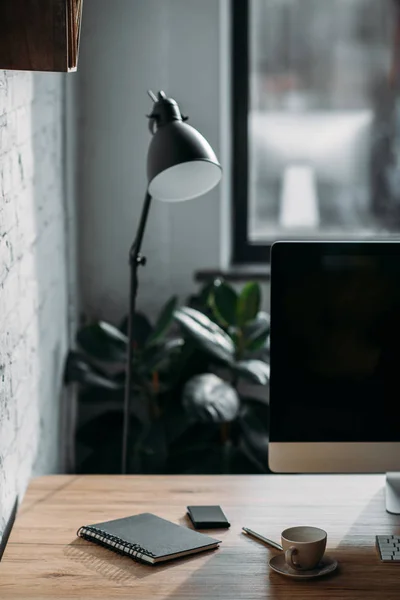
{"left": 386, "top": 473, "right": 400, "bottom": 514}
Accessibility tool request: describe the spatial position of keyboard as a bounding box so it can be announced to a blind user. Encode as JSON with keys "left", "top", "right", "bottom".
{"left": 376, "top": 536, "right": 400, "bottom": 561}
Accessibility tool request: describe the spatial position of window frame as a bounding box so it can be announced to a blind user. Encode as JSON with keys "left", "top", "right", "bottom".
{"left": 232, "top": 0, "right": 270, "bottom": 264}
{"left": 231, "top": 0, "right": 400, "bottom": 265}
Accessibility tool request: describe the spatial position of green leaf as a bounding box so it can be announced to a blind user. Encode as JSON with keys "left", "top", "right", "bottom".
{"left": 243, "top": 311, "right": 270, "bottom": 351}
{"left": 77, "top": 321, "right": 128, "bottom": 362}
{"left": 245, "top": 331, "right": 269, "bottom": 352}
{"left": 147, "top": 296, "right": 178, "bottom": 345}
{"left": 64, "top": 351, "right": 124, "bottom": 390}
{"left": 174, "top": 306, "right": 235, "bottom": 364}
{"left": 119, "top": 312, "right": 153, "bottom": 348}
{"left": 183, "top": 373, "right": 240, "bottom": 423}
{"left": 211, "top": 280, "right": 238, "bottom": 326}
{"left": 197, "top": 280, "right": 217, "bottom": 306}
{"left": 236, "top": 283, "right": 261, "bottom": 326}
{"left": 233, "top": 359, "right": 270, "bottom": 385}
{"left": 187, "top": 280, "right": 215, "bottom": 314}
{"left": 139, "top": 338, "right": 184, "bottom": 373}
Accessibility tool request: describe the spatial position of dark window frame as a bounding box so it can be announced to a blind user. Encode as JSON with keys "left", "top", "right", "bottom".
{"left": 231, "top": 0, "right": 400, "bottom": 264}
{"left": 232, "top": 0, "right": 270, "bottom": 264}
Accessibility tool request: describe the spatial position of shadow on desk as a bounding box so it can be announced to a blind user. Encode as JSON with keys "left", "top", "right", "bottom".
{"left": 325, "top": 486, "right": 400, "bottom": 600}
{"left": 62, "top": 484, "right": 400, "bottom": 600}
{"left": 160, "top": 486, "right": 400, "bottom": 600}
{"left": 64, "top": 538, "right": 216, "bottom": 584}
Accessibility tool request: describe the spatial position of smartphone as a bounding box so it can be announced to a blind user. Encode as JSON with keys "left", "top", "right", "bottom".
{"left": 187, "top": 505, "right": 230, "bottom": 529}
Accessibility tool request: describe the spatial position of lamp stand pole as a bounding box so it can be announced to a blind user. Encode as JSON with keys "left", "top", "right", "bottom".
{"left": 121, "top": 190, "right": 153, "bottom": 474}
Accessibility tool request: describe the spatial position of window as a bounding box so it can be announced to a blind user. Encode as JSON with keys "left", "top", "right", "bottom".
{"left": 232, "top": 0, "right": 400, "bottom": 263}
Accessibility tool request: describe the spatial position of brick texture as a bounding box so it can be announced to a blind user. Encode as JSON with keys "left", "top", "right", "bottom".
{"left": 0, "top": 71, "right": 68, "bottom": 544}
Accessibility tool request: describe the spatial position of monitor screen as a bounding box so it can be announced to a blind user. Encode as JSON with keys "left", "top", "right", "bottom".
{"left": 270, "top": 242, "right": 400, "bottom": 443}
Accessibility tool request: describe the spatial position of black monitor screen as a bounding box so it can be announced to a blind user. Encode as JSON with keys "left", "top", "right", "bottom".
{"left": 270, "top": 242, "right": 400, "bottom": 442}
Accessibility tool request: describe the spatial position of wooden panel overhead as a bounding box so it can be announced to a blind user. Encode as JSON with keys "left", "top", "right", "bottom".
{"left": 0, "top": 0, "right": 83, "bottom": 72}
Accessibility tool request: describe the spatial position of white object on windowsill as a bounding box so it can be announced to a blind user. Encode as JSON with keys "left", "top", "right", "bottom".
{"left": 279, "top": 165, "right": 320, "bottom": 229}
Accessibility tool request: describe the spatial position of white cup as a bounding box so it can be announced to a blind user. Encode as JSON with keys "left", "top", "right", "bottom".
{"left": 281, "top": 526, "right": 327, "bottom": 571}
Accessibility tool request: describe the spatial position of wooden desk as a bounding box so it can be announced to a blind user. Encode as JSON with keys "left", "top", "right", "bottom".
{"left": 1, "top": 475, "right": 400, "bottom": 599}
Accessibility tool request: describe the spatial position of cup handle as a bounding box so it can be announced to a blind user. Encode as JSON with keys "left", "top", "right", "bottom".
{"left": 285, "top": 546, "right": 300, "bottom": 570}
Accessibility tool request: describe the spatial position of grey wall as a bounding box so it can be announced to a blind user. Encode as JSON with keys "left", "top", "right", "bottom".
{"left": 78, "top": 0, "right": 231, "bottom": 323}
{"left": 0, "top": 71, "right": 70, "bottom": 544}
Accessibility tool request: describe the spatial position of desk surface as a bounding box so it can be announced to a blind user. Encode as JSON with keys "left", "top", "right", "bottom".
{"left": 1, "top": 475, "right": 400, "bottom": 599}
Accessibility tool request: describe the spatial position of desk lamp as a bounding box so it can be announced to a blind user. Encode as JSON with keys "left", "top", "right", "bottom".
{"left": 121, "top": 90, "right": 222, "bottom": 474}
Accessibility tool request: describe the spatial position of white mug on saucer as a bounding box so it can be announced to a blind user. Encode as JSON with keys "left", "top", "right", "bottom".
{"left": 281, "top": 526, "right": 327, "bottom": 571}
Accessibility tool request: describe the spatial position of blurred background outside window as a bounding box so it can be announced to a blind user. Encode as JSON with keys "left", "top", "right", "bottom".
{"left": 236, "top": 0, "right": 400, "bottom": 259}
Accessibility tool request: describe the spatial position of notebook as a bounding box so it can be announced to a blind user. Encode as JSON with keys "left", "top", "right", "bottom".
{"left": 77, "top": 513, "right": 221, "bottom": 565}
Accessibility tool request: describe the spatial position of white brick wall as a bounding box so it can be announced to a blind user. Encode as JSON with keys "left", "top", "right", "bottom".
{"left": 0, "top": 70, "right": 69, "bottom": 544}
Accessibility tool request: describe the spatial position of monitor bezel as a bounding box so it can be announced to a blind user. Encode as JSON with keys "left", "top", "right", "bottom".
{"left": 269, "top": 240, "right": 400, "bottom": 474}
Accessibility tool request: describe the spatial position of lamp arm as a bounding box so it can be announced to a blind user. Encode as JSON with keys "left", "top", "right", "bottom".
{"left": 129, "top": 190, "right": 153, "bottom": 262}
{"left": 121, "top": 190, "right": 153, "bottom": 474}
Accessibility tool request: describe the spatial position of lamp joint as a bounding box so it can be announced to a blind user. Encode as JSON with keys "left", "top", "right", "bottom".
{"left": 136, "top": 254, "right": 147, "bottom": 267}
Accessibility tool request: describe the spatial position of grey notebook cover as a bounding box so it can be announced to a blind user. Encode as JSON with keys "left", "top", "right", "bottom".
{"left": 81, "top": 513, "right": 220, "bottom": 560}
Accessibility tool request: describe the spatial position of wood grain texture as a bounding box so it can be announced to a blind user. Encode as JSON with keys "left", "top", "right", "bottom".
{"left": 1, "top": 475, "right": 400, "bottom": 599}
{"left": 0, "top": 0, "right": 82, "bottom": 72}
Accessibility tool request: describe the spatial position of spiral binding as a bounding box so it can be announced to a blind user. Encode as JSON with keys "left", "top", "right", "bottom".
{"left": 77, "top": 525, "right": 156, "bottom": 563}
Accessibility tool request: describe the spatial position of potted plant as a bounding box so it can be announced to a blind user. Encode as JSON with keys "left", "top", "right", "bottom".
{"left": 172, "top": 279, "right": 270, "bottom": 473}
{"left": 65, "top": 280, "right": 270, "bottom": 474}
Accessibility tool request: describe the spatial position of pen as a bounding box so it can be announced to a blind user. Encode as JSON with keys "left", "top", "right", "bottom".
{"left": 242, "top": 527, "right": 283, "bottom": 551}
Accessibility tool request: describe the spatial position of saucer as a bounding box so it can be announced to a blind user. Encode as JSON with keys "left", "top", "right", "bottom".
{"left": 269, "top": 554, "right": 338, "bottom": 579}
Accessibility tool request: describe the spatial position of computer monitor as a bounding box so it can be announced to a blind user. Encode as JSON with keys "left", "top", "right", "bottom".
{"left": 269, "top": 241, "right": 400, "bottom": 513}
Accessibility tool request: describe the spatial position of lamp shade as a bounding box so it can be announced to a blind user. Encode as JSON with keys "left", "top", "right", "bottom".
{"left": 147, "top": 118, "right": 222, "bottom": 202}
